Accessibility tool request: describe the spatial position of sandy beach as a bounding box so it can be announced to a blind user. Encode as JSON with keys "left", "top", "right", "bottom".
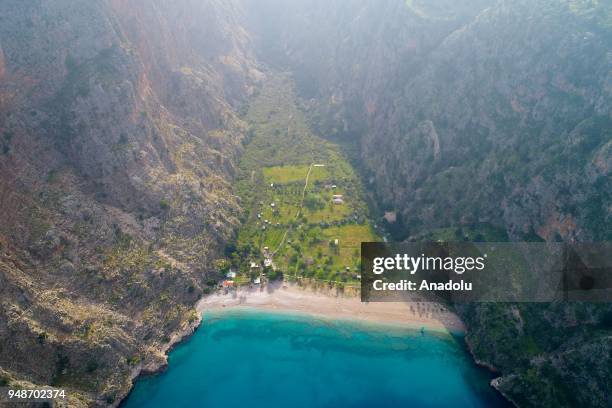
{"left": 196, "top": 283, "right": 465, "bottom": 334}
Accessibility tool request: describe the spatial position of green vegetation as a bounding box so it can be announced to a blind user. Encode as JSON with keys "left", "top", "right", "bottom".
{"left": 229, "top": 74, "right": 378, "bottom": 286}
{"left": 263, "top": 165, "right": 310, "bottom": 184}
{"left": 1, "top": 132, "right": 11, "bottom": 155}
{"left": 415, "top": 224, "right": 510, "bottom": 242}
{"left": 126, "top": 355, "right": 141, "bottom": 366}
{"left": 0, "top": 375, "right": 9, "bottom": 387}
{"left": 37, "top": 331, "right": 48, "bottom": 344}
{"left": 159, "top": 199, "right": 170, "bottom": 211}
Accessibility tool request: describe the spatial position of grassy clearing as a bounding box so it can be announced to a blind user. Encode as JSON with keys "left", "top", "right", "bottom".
{"left": 264, "top": 165, "right": 310, "bottom": 184}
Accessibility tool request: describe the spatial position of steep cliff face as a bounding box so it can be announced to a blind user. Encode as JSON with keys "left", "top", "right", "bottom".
{"left": 458, "top": 302, "right": 612, "bottom": 407}
{"left": 0, "top": 0, "right": 259, "bottom": 405}
{"left": 245, "top": 0, "right": 494, "bottom": 140}
{"left": 360, "top": 0, "right": 611, "bottom": 243}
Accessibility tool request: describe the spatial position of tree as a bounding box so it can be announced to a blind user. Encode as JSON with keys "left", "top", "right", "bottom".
{"left": 213, "top": 259, "right": 230, "bottom": 272}
{"left": 159, "top": 199, "right": 170, "bottom": 211}
{"left": 304, "top": 194, "right": 324, "bottom": 211}
{"left": 268, "top": 269, "right": 283, "bottom": 281}
{"left": 37, "top": 332, "right": 48, "bottom": 344}
{"left": 601, "top": 311, "right": 612, "bottom": 329}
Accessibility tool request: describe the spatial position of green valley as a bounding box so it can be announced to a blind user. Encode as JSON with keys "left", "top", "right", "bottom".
{"left": 227, "top": 74, "right": 378, "bottom": 289}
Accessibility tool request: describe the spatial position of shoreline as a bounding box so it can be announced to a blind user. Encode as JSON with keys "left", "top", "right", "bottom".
{"left": 114, "top": 315, "right": 202, "bottom": 408}
{"left": 196, "top": 282, "right": 466, "bottom": 334}
{"left": 116, "top": 283, "right": 508, "bottom": 407}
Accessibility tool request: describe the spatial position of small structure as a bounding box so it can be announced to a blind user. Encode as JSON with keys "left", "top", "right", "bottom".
{"left": 264, "top": 258, "right": 272, "bottom": 267}
{"left": 333, "top": 194, "right": 343, "bottom": 199}
{"left": 333, "top": 198, "right": 344, "bottom": 205}
{"left": 253, "top": 276, "right": 261, "bottom": 285}
{"left": 226, "top": 270, "right": 237, "bottom": 279}
{"left": 334, "top": 239, "right": 339, "bottom": 246}
{"left": 250, "top": 262, "right": 260, "bottom": 269}
{"left": 222, "top": 280, "right": 235, "bottom": 288}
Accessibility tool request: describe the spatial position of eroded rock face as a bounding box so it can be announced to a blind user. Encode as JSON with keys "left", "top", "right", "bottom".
{"left": 359, "top": 0, "right": 611, "bottom": 243}
{"left": 0, "top": 0, "right": 260, "bottom": 404}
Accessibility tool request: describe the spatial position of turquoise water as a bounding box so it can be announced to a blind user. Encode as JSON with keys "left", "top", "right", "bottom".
{"left": 123, "top": 309, "right": 509, "bottom": 408}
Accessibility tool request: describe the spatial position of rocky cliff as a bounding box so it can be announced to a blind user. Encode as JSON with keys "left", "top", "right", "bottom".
{"left": 0, "top": 0, "right": 260, "bottom": 405}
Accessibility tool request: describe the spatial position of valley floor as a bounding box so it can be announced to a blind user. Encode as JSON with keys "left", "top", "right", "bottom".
{"left": 230, "top": 72, "right": 377, "bottom": 287}
{"left": 197, "top": 282, "right": 465, "bottom": 334}
{"left": 209, "top": 73, "right": 465, "bottom": 336}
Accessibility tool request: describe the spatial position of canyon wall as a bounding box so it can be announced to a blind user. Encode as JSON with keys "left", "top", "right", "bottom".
{"left": 0, "top": 0, "right": 259, "bottom": 405}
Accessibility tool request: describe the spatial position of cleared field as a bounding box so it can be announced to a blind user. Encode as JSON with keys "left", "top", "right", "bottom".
{"left": 323, "top": 225, "right": 377, "bottom": 248}
{"left": 263, "top": 164, "right": 330, "bottom": 185}
{"left": 263, "top": 165, "right": 310, "bottom": 184}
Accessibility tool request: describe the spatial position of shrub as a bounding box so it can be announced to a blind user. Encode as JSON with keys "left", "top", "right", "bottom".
{"left": 126, "top": 355, "right": 140, "bottom": 366}
{"left": 37, "top": 332, "right": 48, "bottom": 344}
{"left": 601, "top": 311, "right": 612, "bottom": 329}
{"left": 86, "top": 360, "right": 99, "bottom": 373}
